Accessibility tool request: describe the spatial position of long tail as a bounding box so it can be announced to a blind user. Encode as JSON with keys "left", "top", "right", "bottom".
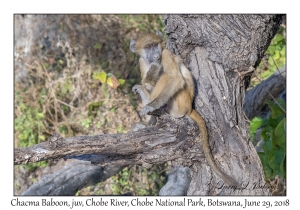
{"left": 188, "top": 109, "right": 239, "bottom": 187}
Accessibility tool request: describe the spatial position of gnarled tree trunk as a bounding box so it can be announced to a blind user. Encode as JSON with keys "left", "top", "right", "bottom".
{"left": 162, "top": 14, "right": 282, "bottom": 195}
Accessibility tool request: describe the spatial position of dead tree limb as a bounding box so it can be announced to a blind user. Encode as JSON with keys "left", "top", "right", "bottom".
{"left": 15, "top": 114, "right": 200, "bottom": 167}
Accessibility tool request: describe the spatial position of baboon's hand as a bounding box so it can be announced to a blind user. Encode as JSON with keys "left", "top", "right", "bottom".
{"left": 140, "top": 105, "right": 155, "bottom": 116}
{"left": 132, "top": 85, "right": 142, "bottom": 94}
{"left": 150, "top": 62, "right": 162, "bottom": 69}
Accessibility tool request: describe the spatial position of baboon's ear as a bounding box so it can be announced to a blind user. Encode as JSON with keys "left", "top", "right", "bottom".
{"left": 130, "top": 40, "right": 136, "bottom": 53}
{"left": 156, "top": 30, "right": 164, "bottom": 38}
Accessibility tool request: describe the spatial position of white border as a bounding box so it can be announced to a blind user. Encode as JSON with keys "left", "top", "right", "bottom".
{"left": 3, "top": 0, "right": 299, "bottom": 209}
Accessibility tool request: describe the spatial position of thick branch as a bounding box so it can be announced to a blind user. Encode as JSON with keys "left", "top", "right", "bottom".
{"left": 15, "top": 114, "right": 200, "bottom": 167}
{"left": 244, "top": 65, "right": 286, "bottom": 119}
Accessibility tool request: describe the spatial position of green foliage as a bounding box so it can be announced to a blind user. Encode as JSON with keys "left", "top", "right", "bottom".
{"left": 109, "top": 106, "right": 116, "bottom": 112}
{"left": 111, "top": 166, "right": 166, "bottom": 196}
{"left": 15, "top": 97, "right": 46, "bottom": 148}
{"left": 59, "top": 80, "right": 71, "bottom": 96}
{"left": 264, "top": 27, "right": 286, "bottom": 75}
{"left": 252, "top": 26, "right": 286, "bottom": 87}
{"left": 21, "top": 161, "right": 48, "bottom": 171}
{"left": 93, "top": 71, "right": 125, "bottom": 89}
{"left": 250, "top": 27, "right": 286, "bottom": 181}
{"left": 81, "top": 118, "right": 91, "bottom": 128}
{"left": 117, "top": 125, "right": 125, "bottom": 133}
{"left": 93, "top": 42, "right": 102, "bottom": 50}
{"left": 251, "top": 98, "right": 286, "bottom": 180}
{"left": 93, "top": 71, "right": 107, "bottom": 84}
{"left": 249, "top": 117, "right": 264, "bottom": 142}
{"left": 88, "top": 101, "right": 103, "bottom": 117}
{"left": 267, "top": 99, "right": 286, "bottom": 119}
{"left": 59, "top": 125, "right": 69, "bottom": 135}
{"left": 118, "top": 79, "right": 125, "bottom": 86}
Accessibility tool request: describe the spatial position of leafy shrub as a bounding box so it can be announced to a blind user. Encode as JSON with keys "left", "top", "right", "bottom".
{"left": 250, "top": 98, "right": 286, "bottom": 180}
{"left": 251, "top": 26, "right": 286, "bottom": 87}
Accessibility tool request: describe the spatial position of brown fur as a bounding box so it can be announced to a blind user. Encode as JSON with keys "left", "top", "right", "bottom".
{"left": 134, "top": 32, "right": 164, "bottom": 54}
{"left": 131, "top": 32, "right": 239, "bottom": 187}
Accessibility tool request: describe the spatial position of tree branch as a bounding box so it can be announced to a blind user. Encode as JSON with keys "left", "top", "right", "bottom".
{"left": 15, "top": 114, "right": 201, "bottom": 167}
{"left": 244, "top": 65, "right": 286, "bottom": 119}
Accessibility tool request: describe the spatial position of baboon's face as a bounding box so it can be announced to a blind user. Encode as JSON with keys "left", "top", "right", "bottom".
{"left": 141, "top": 42, "right": 162, "bottom": 64}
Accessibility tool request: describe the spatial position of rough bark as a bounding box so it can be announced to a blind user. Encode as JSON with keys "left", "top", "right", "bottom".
{"left": 163, "top": 14, "right": 282, "bottom": 195}
{"left": 244, "top": 65, "right": 286, "bottom": 119}
{"left": 15, "top": 114, "right": 201, "bottom": 167}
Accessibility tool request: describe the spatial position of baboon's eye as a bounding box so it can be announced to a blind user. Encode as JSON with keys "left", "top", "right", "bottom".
{"left": 153, "top": 43, "right": 158, "bottom": 47}
{"left": 145, "top": 45, "right": 151, "bottom": 49}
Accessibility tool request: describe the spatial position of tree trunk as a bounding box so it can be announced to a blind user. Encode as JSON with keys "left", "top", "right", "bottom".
{"left": 163, "top": 14, "right": 282, "bottom": 195}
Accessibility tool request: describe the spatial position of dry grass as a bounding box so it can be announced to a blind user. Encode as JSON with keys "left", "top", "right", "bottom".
{"left": 14, "top": 14, "right": 166, "bottom": 195}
